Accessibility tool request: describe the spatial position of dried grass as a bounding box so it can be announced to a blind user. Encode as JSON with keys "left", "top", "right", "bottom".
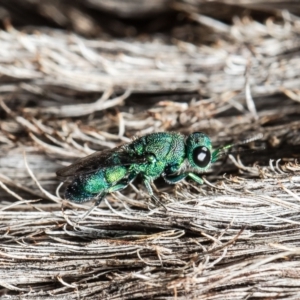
{"left": 0, "top": 1, "right": 300, "bottom": 299}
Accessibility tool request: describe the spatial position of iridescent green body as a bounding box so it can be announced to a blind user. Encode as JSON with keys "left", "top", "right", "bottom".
{"left": 57, "top": 132, "right": 224, "bottom": 204}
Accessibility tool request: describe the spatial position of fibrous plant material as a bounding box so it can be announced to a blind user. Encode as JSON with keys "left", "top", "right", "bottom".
{"left": 1, "top": 162, "right": 300, "bottom": 299}
{"left": 1, "top": 13, "right": 300, "bottom": 95}
{"left": 0, "top": 1, "right": 300, "bottom": 299}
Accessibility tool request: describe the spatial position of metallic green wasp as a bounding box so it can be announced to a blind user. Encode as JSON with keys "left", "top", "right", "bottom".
{"left": 56, "top": 132, "right": 254, "bottom": 206}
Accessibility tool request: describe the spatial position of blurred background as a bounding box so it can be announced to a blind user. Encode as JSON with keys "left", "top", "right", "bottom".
{"left": 1, "top": 1, "right": 300, "bottom": 299}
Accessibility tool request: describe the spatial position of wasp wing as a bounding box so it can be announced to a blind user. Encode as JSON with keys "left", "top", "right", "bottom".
{"left": 56, "top": 145, "right": 147, "bottom": 177}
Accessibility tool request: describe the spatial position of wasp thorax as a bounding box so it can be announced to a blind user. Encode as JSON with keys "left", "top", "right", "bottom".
{"left": 186, "top": 132, "right": 213, "bottom": 170}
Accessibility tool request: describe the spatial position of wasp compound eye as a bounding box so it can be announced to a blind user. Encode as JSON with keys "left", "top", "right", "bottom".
{"left": 193, "top": 146, "right": 211, "bottom": 168}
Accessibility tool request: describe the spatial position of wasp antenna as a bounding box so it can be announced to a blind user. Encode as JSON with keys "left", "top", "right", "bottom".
{"left": 211, "top": 133, "right": 263, "bottom": 162}
{"left": 211, "top": 143, "right": 232, "bottom": 162}
{"left": 235, "top": 133, "right": 263, "bottom": 147}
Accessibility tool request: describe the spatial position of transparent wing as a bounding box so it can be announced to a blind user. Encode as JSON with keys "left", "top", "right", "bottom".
{"left": 56, "top": 145, "right": 147, "bottom": 177}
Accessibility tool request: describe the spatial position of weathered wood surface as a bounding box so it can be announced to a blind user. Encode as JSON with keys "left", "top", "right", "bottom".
{"left": 0, "top": 1, "right": 300, "bottom": 299}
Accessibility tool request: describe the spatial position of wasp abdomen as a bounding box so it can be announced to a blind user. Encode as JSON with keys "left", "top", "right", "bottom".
{"left": 66, "top": 166, "right": 127, "bottom": 203}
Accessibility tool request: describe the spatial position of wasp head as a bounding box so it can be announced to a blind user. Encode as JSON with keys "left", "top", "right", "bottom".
{"left": 186, "top": 132, "right": 213, "bottom": 171}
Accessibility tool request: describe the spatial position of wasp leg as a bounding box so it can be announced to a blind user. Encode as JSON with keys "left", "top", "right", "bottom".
{"left": 163, "top": 173, "right": 203, "bottom": 185}
{"left": 143, "top": 178, "right": 167, "bottom": 209}
{"left": 187, "top": 173, "right": 204, "bottom": 185}
{"left": 94, "top": 192, "right": 106, "bottom": 206}
{"left": 77, "top": 192, "right": 106, "bottom": 222}
{"left": 80, "top": 178, "right": 133, "bottom": 222}
{"left": 162, "top": 173, "right": 187, "bottom": 184}
{"left": 79, "top": 174, "right": 137, "bottom": 222}
{"left": 107, "top": 182, "right": 129, "bottom": 193}
{"left": 107, "top": 171, "right": 137, "bottom": 194}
